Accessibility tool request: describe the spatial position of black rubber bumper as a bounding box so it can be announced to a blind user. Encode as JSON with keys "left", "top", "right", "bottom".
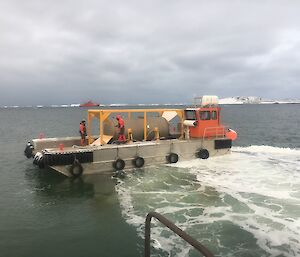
{"left": 44, "top": 151, "right": 93, "bottom": 166}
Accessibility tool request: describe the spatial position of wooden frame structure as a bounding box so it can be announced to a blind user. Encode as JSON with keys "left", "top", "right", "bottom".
{"left": 87, "top": 109, "right": 185, "bottom": 145}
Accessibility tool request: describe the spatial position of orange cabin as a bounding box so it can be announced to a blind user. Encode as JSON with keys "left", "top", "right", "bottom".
{"left": 184, "top": 107, "right": 225, "bottom": 139}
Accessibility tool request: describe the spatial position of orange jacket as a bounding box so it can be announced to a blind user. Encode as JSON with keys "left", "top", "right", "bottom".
{"left": 79, "top": 123, "right": 86, "bottom": 135}
{"left": 117, "top": 117, "right": 124, "bottom": 128}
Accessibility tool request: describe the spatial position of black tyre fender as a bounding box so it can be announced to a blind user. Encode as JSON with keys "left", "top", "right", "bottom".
{"left": 113, "top": 158, "right": 125, "bottom": 170}
{"left": 38, "top": 156, "right": 45, "bottom": 169}
{"left": 167, "top": 153, "right": 179, "bottom": 163}
{"left": 132, "top": 156, "right": 145, "bottom": 168}
{"left": 70, "top": 160, "right": 83, "bottom": 177}
{"left": 24, "top": 143, "right": 34, "bottom": 159}
{"left": 33, "top": 152, "right": 42, "bottom": 165}
{"left": 197, "top": 149, "right": 209, "bottom": 159}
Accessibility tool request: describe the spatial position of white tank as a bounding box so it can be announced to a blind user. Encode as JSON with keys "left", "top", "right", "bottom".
{"left": 201, "top": 95, "right": 219, "bottom": 106}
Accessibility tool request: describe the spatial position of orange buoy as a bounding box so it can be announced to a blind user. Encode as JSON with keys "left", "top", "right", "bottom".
{"left": 226, "top": 129, "right": 237, "bottom": 141}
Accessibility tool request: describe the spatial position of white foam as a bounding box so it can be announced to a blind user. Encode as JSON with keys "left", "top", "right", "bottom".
{"left": 233, "top": 145, "right": 300, "bottom": 155}
{"left": 116, "top": 145, "right": 300, "bottom": 257}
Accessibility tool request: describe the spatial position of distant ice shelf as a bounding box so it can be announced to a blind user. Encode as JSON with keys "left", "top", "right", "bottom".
{"left": 219, "top": 96, "right": 300, "bottom": 105}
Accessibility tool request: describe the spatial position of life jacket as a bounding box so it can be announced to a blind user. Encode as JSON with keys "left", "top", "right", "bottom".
{"left": 117, "top": 117, "right": 124, "bottom": 128}
{"left": 79, "top": 123, "right": 86, "bottom": 135}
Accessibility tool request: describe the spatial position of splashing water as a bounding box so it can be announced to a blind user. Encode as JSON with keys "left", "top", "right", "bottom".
{"left": 116, "top": 146, "right": 300, "bottom": 257}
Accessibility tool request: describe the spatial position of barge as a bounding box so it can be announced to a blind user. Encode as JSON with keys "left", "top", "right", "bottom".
{"left": 24, "top": 96, "right": 237, "bottom": 177}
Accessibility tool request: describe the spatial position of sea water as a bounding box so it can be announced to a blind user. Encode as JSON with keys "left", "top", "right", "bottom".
{"left": 0, "top": 104, "right": 299, "bottom": 257}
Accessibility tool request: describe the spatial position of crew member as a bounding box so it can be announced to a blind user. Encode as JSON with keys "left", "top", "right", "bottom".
{"left": 116, "top": 115, "right": 126, "bottom": 143}
{"left": 79, "top": 119, "right": 87, "bottom": 146}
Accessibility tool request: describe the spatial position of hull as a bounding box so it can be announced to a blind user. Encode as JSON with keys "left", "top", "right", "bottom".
{"left": 28, "top": 137, "right": 232, "bottom": 177}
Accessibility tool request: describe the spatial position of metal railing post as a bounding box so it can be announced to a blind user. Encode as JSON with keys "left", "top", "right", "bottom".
{"left": 144, "top": 212, "right": 214, "bottom": 257}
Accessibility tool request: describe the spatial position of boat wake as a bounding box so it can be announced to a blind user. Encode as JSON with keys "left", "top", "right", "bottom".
{"left": 116, "top": 145, "right": 300, "bottom": 257}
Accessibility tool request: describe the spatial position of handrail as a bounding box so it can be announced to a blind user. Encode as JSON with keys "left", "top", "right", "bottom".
{"left": 144, "top": 212, "right": 214, "bottom": 257}
{"left": 202, "top": 126, "right": 228, "bottom": 141}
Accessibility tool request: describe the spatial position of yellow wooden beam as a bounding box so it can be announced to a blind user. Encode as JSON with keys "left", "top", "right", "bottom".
{"left": 88, "top": 112, "right": 92, "bottom": 144}
{"left": 144, "top": 111, "right": 147, "bottom": 141}
{"left": 102, "top": 112, "right": 111, "bottom": 121}
{"left": 127, "top": 128, "right": 133, "bottom": 143}
{"left": 89, "top": 108, "right": 183, "bottom": 114}
{"left": 100, "top": 111, "right": 104, "bottom": 145}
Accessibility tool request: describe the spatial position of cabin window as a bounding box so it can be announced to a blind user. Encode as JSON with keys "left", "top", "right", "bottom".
{"left": 185, "top": 110, "right": 196, "bottom": 120}
{"left": 200, "top": 111, "right": 210, "bottom": 120}
{"left": 211, "top": 111, "right": 217, "bottom": 120}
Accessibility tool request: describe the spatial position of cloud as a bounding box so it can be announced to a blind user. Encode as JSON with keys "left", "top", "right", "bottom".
{"left": 0, "top": 0, "right": 300, "bottom": 105}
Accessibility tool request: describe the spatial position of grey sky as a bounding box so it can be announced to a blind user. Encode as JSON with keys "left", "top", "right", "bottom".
{"left": 1, "top": 0, "right": 300, "bottom": 105}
